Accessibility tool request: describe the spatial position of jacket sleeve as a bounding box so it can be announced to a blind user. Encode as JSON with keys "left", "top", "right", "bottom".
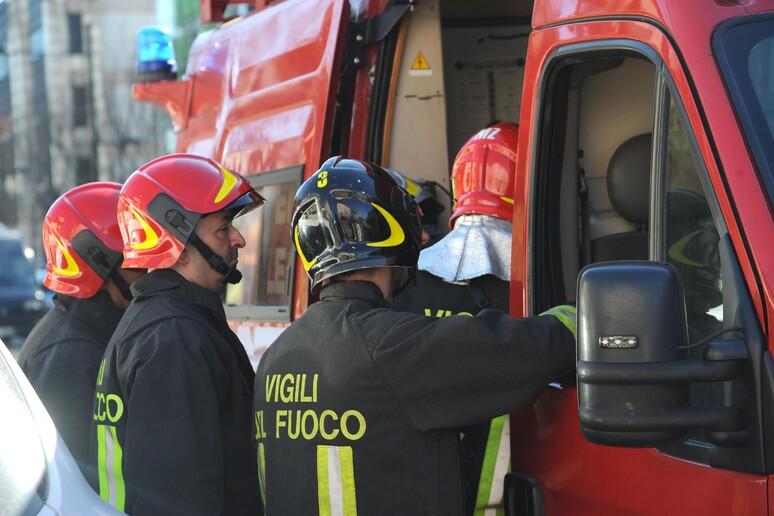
{"left": 365, "top": 309, "right": 575, "bottom": 431}
{"left": 121, "top": 320, "right": 225, "bottom": 516}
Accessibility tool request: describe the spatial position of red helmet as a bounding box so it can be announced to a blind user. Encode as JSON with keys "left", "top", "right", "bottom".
{"left": 42, "top": 182, "right": 124, "bottom": 298}
{"left": 117, "top": 153, "right": 264, "bottom": 272}
{"left": 449, "top": 122, "right": 519, "bottom": 227}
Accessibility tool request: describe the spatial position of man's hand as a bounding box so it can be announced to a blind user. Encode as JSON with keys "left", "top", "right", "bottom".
{"left": 541, "top": 305, "right": 576, "bottom": 340}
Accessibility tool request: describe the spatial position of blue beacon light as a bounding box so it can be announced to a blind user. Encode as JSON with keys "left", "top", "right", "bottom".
{"left": 136, "top": 27, "right": 177, "bottom": 79}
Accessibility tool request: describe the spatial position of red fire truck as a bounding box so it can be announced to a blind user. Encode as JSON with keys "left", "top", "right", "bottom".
{"left": 134, "top": 0, "right": 774, "bottom": 513}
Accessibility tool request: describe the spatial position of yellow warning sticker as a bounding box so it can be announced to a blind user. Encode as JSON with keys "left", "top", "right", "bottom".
{"left": 409, "top": 51, "right": 432, "bottom": 76}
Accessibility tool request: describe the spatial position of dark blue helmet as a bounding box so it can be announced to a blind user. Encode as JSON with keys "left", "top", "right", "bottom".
{"left": 291, "top": 157, "right": 422, "bottom": 291}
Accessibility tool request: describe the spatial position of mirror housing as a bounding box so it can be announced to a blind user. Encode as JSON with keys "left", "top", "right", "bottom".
{"left": 577, "top": 261, "right": 745, "bottom": 447}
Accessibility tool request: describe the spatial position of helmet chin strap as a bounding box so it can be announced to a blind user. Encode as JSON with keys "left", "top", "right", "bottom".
{"left": 108, "top": 268, "right": 134, "bottom": 302}
{"left": 189, "top": 234, "right": 243, "bottom": 285}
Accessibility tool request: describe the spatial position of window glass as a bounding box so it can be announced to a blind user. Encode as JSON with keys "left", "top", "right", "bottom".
{"left": 715, "top": 17, "right": 774, "bottom": 208}
{"left": 296, "top": 202, "right": 332, "bottom": 262}
{"left": 226, "top": 180, "right": 296, "bottom": 307}
{"left": 67, "top": 13, "right": 82, "bottom": 54}
{"left": 336, "top": 197, "right": 390, "bottom": 244}
{"left": 72, "top": 86, "right": 88, "bottom": 127}
{"left": 664, "top": 95, "right": 723, "bottom": 343}
{"left": 76, "top": 157, "right": 93, "bottom": 184}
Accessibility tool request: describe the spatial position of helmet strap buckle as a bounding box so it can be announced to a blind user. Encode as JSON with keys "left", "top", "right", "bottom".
{"left": 189, "top": 233, "right": 243, "bottom": 285}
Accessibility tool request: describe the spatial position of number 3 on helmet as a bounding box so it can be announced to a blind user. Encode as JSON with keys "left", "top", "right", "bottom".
{"left": 291, "top": 157, "right": 422, "bottom": 292}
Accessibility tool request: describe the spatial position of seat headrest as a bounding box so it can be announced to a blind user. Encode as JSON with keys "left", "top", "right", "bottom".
{"left": 607, "top": 133, "right": 652, "bottom": 224}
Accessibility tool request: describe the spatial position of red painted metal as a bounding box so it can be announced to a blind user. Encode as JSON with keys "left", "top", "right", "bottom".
{"left": 512, "top": 3, "right": 774, "bottom": 513}
{"left": 347, "top": 0, "right": 389, "bottom": 159}
{"left": 510, "top": 388, "right": 767, "bottom": 515}
{"left": 132, "top": 79, "right": 192, "bottom": 132}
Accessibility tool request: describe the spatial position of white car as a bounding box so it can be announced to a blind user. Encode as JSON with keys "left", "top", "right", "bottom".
{"left": 0, "top": 341, "right": 124, "bottom": 515}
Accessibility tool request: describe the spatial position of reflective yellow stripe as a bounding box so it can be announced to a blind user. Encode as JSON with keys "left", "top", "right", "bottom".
{"left": 294, "top": 226, "right": 318, "bottom": 271}
{"left": 317, "top": 445, "right": 358, "bottom": 516}
{"left": 97, "top": 359, "right": 106, "bottom": 386}
{"left": 404, "top": 177, "right": 421, "bottom": 196}
{"left": 51, "top": 234, "right": 80, "bottom": 277}
{"left": 367, "top": 203, "right": 405, "bottom": 248}
{"left": 257, "top": 443, "right": 266, "bottom": 507}
{"left": 215, "top": 166, "right": 238, "bottom": 203}
{"left": 499, "top": 196, "right": 514, "bottom": 205}
{"left": 339, "top": 446, "right": 357, "bottom": 516}
{"left": 97, "top": 424, "right": 108, "bottom": 503}
{"left": 542, "top": 305, "right": 576, "bottom": 339}
{"left": 668, "top": 229, "right": 705, "bottom": 267}
{"left": 97, "top": 424, "right": 125, "bottom": 511}
{"left": 474, "top": 416, "right": 510, "bottom": 515}
{"left": 109, "top": 426, "right": 126, "bottom": 511}
{"left": 317, "top": 446, "right": 332, "bottom": 516}
{"left": 128, "top": 206, "right": 160, "bottom": 251}
{"left": 551, "top": 312, "right": 576, "bottom": 339}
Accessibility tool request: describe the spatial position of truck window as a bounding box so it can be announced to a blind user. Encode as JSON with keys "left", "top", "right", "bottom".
{"left": 225, "top": 167, "right": 301, "bottom": 320}
{"left": 664, "top": 94, "right": 723, "bottom": 342}
{"left": 531, "top": 52, "right": 656, "bottom": 309}
{"left": 714, "top": 15, "right": 774, "bottom": 210}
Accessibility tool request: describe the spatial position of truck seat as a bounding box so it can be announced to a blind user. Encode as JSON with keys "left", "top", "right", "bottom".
{"left": 591, "top": 133, "right": 651, "bottom": 262}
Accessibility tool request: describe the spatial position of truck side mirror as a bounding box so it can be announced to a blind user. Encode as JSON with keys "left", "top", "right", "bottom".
{"left": 577, "top": 262, "right": 746, "bottom": 447}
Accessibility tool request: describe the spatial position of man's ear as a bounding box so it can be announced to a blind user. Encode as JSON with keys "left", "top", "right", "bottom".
{"left": 177, "top": 247, "right": 192, "bottom": 265}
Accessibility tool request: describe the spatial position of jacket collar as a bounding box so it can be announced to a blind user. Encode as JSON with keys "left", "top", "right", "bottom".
{"left": 318, "top": 280, "right": 392, "bottom": 308}
{"left": 55, "top": 290, "right": 124, "bottom": 336}
{"left": 130, "top": 269, "right": 227, "bottom": 324}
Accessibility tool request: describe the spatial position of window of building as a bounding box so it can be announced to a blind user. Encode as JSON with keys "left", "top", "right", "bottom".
{"left": 75, "top": 157, "right": 93, "bottom": 184}
{"left": 72, "top": 86, "right": 88, "bottom": 127}
{"left": 67, "top": 13, "right": 83, "bottom": 54}
{"left": 28, "top": 0, "right": 43, "bottom": 60}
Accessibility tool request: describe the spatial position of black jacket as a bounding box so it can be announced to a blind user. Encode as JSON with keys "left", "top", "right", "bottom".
{"left": 91, "top": 270, "right": 262, "bottom": 516}
{"left": 394, "top": 270, "right": 509, "bottom": 316}
{"left": 254, "top": 280, "right": 574, "bottom": 516}
{"left": 18, "top": 291, "right": 122, "bottom": 473}
{"left": 394, "top": 270, "right": 511, "bottom": 515}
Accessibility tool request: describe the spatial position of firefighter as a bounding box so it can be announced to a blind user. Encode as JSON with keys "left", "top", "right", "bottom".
{"left": 253, "top": 157, "right": 576, "bottom": 516}
{"left": 18, "top": 182, "right": 141, "bottom": 474}
{"left": 394, "top": 122, "right": 522, "bottom": 515}
{"left": 90, "top": 154, "right": 265, "bottom": 515}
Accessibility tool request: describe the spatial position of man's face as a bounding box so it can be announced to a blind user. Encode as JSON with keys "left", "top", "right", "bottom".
{"left": 191, "top": 210, "right": 246, "bottom": 292}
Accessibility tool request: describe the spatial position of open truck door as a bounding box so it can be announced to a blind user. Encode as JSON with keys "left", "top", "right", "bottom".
{"left": 506, "top": 3, "right": 773, "bottom": 514}
{"left": 134, "top": 0, "right": 350, "bottom": 367}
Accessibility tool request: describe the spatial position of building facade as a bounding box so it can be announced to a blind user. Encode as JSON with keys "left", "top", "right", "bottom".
{"left": 2, "top": 0, "right": 170, "bottom": 257}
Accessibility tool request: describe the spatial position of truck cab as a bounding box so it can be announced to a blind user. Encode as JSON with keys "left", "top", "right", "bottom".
{"left": 134, "top": 0, "right": 774, "bottom": 513}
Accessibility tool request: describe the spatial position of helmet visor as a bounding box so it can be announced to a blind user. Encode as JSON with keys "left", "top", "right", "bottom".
{"left": 335, "top": 197, "right": 392, "bottom": 245}
{"left": 225, "top": 190, "right": 266, "bottom": 219}
{"left": 296, "top": 202, "right": 333, "bottom": 264}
